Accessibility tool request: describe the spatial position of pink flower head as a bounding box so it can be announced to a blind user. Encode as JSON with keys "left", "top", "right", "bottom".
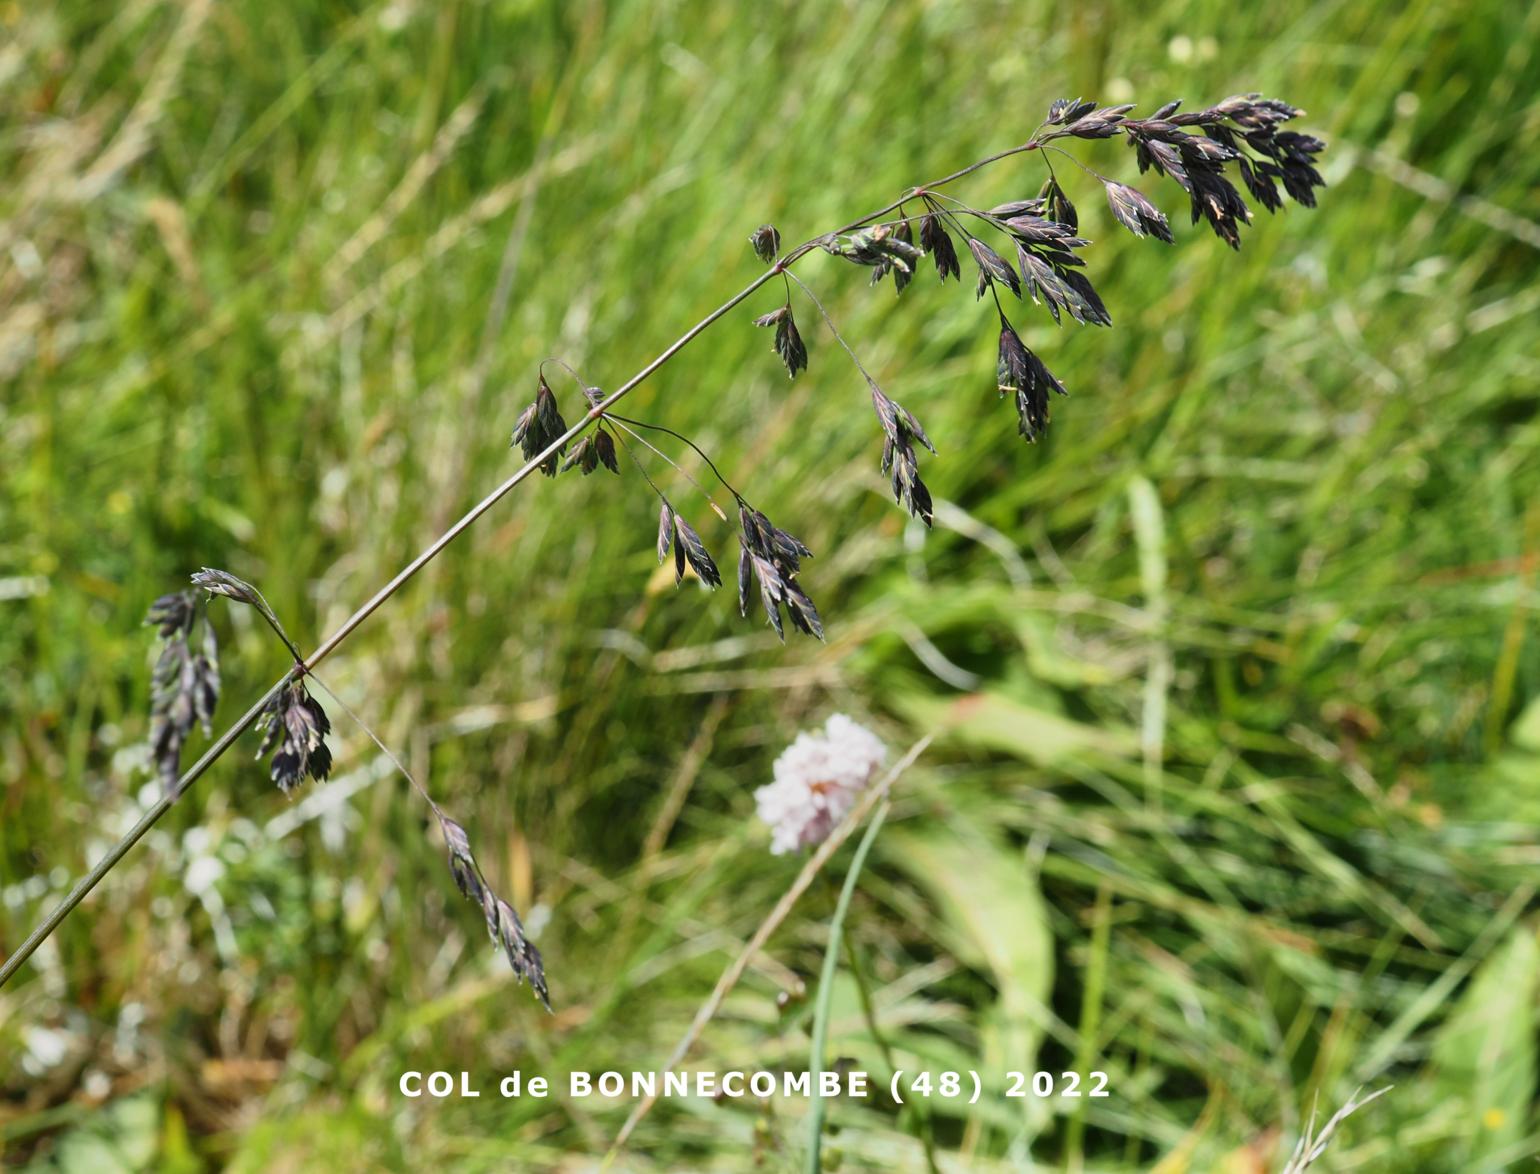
{"left": 754, "top": 714, "right": 887, "bottom": 855}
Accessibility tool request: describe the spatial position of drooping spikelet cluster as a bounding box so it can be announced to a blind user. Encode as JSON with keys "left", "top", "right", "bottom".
{"left": 438, "top": 812, "right": 550, "bottom": 1009}
{"left": 501, "top": 92, "right": 1323, "bottom": 649}
{"left": 145, "top": 591, "right": 220, "bottom": 794}
{"left": 127, "top": 92, "right": 1326, "bottom": 1014}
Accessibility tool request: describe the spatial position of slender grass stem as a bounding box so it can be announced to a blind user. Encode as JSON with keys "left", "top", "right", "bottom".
{"left": 606, "top": 737, "right": 931, "bottom": 1162}
{"left": 0, "top": 136, "right": 1045, "bottom": 989}
{"left": 842, "top": 933, "right": 941, "bottom": 1174}
{"left": 605, "top": 413, "right": 743, "bottom": 503}
{"left": 0, "top": 270, "right": 774, "bottom": 989}
{"left": 1065, "top": 881, "right": 1113, "bottom": 1167}
{"left": 784, "top": 271, "right": 882, "bottom": 393}
{"left": 306, "top": 672, "right": 436, "bottom": 813}
{"left": 842, "top": 934, "right": 897, "bottom": 1077}
{"left": 0, "top": 680, "right": 290, "bottom": 988}
{"left": 605, "top": 416, "right": 733, "bottom": 517}
{"left": 807, "top": 798, "right": 890, "bottom": 1174}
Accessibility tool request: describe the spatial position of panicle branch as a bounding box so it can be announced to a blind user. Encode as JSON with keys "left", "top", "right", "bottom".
{"left": 1, "top": 88, "right": 1326, "bottom": 996}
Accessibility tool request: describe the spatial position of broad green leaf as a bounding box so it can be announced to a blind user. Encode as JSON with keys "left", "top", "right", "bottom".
{"left": 894, "top": 689, "right": 1137, "bottom": 766}
{"left": 1512, "top": 697, "right": 1540, "bottom": 754}
{"left": 1431, "top": 924, "right": 1539, "bottom": 1166}
{"left": 886, "top": 824, "right": 1054, "bottom": 1138}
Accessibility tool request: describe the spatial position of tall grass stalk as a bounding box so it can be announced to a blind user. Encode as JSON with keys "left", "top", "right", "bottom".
{"left": 0, "top": 268, "right": 777, "bottom": 989}
{"left": 806, "top": 798, "right": 890, "bottom": 1173}
{"left": 3, "top": 90, "right": 1326, "bottom": 992}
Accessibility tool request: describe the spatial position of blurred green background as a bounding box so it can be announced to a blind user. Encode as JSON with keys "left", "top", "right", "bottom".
{"left": 3, "top": 0, "right": 1539, "bottom": 1169}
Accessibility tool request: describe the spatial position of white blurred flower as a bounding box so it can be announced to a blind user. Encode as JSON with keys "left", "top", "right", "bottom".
{"left": 183, "top": 853, "right": 224, "bottom": 896}
{"left": 755, "top": 714, "right": 887, "bottom": 855}
{"left": 21, "top": 1025, "right": 72, "bottom": 1076}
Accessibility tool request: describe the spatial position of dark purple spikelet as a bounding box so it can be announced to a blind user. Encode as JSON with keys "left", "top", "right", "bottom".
{"left": 987, "top": 197, "right": 1048, "bottom": 219}
{"left": 146, "top": 589, "right": 199, "bottom": 640}
{"left": 999, "top": 214, "right": 1107, "bottom": 326}
{"left": 511, "top": 374, "right": 568, "bottom": 476}
{"left": 1047, "top": 96, "right": 1098, "bottom": 126}
{"left": 737, "top": 504, "right": 820, "bottom": 641}
{"left": 441, "top": 814, "right": 480, "bottom": 899}
{"left": 870, "top": 385, "right": 936, "bottom": 525}
{"left": 191, "top": 567, "right": 264, "bottom": 609}
{"left": 593, "top": 429, "right": 619, "bottom": 474}
{"left": 1040, "top": 176, "right": 1079, "bottom": 233}
{"left": 561, "top": 426, "right": 620, "bottom": 477}
{"left": 998, "top": 321, "right": 1067, "bottom": 442}
{"left": 144, "top": 591, "right": 220, "bottom": 794}
{"left": 750, "top": 223, "right": 781, "bottom": 265}
{"left": 191, "top": 566, "right": 299, "bottom": 644}
{"left": 919, "top": 213, "right": 960, "bottom": 282}
{"left": 560, "top": 436, "right": 596, "bottom": 475}
{"left": 967, "top": 237, "right": 1021, "bottom": 299}
{"left": 437, "top": 812, "right": 550, "bottom": 1009}
{"left": 889, "top": 219, "right": 916, "bottom": 294}
{"left": 1103, "top": 181, "right": 1173, "bottom": 242}
{"left": 656, "top": 499, "right": 675, "bottom": 565}
{"left": 655, "top": 496, "right": 720, "bottom": 587}
{"left": 1057, "top": 102, "right": 1136, "bottom": 140}
{"left": 753, "top": 305, "right": 808, "bottom": 378}
{"left": 674, "top": 515, "right": 722, "bottom": 588}
{"left": 256, "top": 680, "right": 332, "bottom": 795}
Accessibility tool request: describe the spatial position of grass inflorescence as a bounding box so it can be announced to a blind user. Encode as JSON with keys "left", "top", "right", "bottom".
{"left": 4, "top": 2, "right": 1536, "bottom": 1168}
